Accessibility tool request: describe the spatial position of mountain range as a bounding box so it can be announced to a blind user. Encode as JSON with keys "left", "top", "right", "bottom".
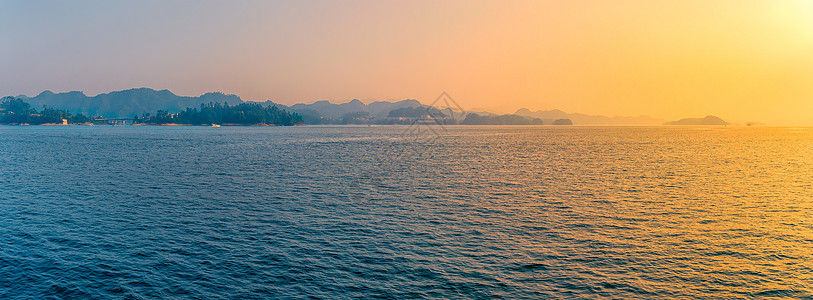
{"left": 17, "top": 88, "right": 243, "bottom": 118}
{"left": 12, "top": 88, "right": 431, "bottom": 123}
{"left": 514, "top": 108, "right": 665, "bottom": 125}
{"left": 263, "top": 99, "right": 429, "bottom": 124}
{"left": 9, "top": 88, "right": 703, "bottom": 125}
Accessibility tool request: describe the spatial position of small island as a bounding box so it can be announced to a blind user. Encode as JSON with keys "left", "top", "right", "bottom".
{"left": 664, "top": 115, "right": 729, "bottom": 125}
{"left": 552, "top": 119, "right": 573, "bottom": 125}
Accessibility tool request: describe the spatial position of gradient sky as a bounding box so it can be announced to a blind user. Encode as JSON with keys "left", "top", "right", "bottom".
{"left": 2, "top": 0, "right": 813, "bottom": 124}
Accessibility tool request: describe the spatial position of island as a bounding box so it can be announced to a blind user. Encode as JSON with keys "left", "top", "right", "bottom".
{"left": 663, "top": 115, "right": 729, "bottom": 125}
{"left": 552, "top": 119, "right": 573, "bottom": 125}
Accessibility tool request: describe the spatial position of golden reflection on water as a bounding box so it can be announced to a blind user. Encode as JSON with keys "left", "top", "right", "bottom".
{"left": 434, "top": 126, "right": 812, "bottom": 297}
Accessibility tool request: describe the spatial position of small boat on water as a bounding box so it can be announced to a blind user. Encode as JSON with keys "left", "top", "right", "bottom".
{"left": 211, "top": 124, "right": 221, "bottom": 127}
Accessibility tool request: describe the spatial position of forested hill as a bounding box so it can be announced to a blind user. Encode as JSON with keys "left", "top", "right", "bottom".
{"left": 144, "top": 102, "right": 302, "bottom": 126}
{"left": 18, "top": 88, "right": 244, "bottom": 118}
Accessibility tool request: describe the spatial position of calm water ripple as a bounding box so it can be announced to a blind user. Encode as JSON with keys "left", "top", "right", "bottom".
{"left": 1, "top": 126, "right": 811, "bottom": 299}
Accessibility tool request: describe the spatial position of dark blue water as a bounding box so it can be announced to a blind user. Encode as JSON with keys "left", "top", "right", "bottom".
{"left": 1, "top": 125, "right": 811, "bottom": 299}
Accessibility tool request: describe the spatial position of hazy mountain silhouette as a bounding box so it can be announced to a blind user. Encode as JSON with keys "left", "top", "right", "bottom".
{"left": 514, "top": 108, "right": 664, "bottom": 125}
{"left": 12, "top": 88, "right": 431, "bottom": 124}
{"left": 664, "top": 115, "right": 729, "bottom": 125}
{"left": 19, "top": 88, "right": 244, "bottom": 118}
{"left": 13, "top": 88, "right": 687, "bottom": 126}
{"left": 461, "top": 113, "right": 543, "bottom": 125}
{"left": 285, "top": 99, "right": 423, "bottom": 120}
{"left": 262, "top": 99, "right": 425, "bottom": 124}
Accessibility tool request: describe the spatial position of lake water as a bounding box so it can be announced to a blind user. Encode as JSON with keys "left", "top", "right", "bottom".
{"left": 1, "top": 125, "right": 811, "bottom": 299}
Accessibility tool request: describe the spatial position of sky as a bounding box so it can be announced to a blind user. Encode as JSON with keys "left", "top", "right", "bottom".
{"left": 2, "top": 0, "right": 813, "bottom": 125}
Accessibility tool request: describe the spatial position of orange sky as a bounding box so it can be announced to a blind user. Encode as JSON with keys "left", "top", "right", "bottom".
{"left": 2, "top": 0, "right": 813, "bottom": 124}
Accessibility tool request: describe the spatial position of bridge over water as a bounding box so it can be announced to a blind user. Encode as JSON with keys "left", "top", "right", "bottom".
{"left": 93, "top": 118, "right": 134, "bottom": 125}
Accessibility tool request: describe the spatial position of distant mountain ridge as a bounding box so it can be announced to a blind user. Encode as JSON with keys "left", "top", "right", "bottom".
{"left": 287, "top": 99, "right": 424, "bottom": 119}
{"left": 461, "top": 113, "right": 545, "bottom": 125}
{"left": 258, "top": 99, "right": 428, "bottom": 124}
{"left": 18, "top": 88, "right": 243, "bottom": 118}
{"left": 10, "top": 88, "right": 707, "bottom": 125}
{"left": 514, "top": 108, "right": 665, "bottom": 125}
{"left": 11, "top": 88, "right": 435, "bottom": 124}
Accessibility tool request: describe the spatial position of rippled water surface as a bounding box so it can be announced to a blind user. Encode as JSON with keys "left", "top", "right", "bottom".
{"left": 1, "top": 126, "right": 811, "bottom": 299}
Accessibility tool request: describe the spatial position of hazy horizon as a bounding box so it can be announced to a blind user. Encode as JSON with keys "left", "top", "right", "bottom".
{"left": 3, "top": 0, "right": 813, "bottom": 125}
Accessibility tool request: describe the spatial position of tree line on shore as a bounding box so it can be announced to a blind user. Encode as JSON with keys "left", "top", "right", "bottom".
{"left": 0, "top": 97, "right": 303, "bottom": 126}
{"left": 0, "top": 97, "right": 90, "bottom": 124}
{"left": 136, "top": 102, "right": 302, "bottom": 126}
